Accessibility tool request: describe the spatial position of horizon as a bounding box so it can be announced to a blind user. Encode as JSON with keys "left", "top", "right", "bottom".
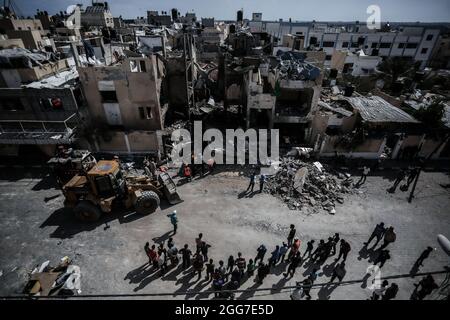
{"left": 12, "top": 0, "right": 450, "bottom": 23}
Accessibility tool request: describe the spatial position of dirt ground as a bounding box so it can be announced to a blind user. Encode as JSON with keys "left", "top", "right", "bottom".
{"left": 0, "top": 166, "right": 449, "bottom": 300}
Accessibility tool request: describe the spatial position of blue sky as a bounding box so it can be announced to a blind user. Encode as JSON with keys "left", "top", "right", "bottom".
{"left": 13, "top": 0, "right": 450, "bottom": 22}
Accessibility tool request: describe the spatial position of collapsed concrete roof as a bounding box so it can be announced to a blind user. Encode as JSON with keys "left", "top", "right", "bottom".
{"left": 341, "top": 95, "right": 420, "bottom": 123}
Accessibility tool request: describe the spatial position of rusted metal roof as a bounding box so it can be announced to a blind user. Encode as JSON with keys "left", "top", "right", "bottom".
{"left": 341, "top": 95, "right": 419, "bottom": 123}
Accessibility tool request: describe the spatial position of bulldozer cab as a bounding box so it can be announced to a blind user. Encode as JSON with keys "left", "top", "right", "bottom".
{"left": 86, "top": 160, "right": 125, "bottom": 198}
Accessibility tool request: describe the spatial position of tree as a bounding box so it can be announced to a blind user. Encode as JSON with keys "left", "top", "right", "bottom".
{"left": 375, "top": 57, "right": 420, "bottom": 93}
{"left": 413, "top": 101, "right": 445, "bottom": 128}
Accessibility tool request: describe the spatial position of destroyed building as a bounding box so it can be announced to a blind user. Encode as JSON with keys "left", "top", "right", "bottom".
{"left": 0, "top": 48, "right": 81, "bottom": 156}
{"left": 76, "top": 55, "right": 166, "bottom": 155}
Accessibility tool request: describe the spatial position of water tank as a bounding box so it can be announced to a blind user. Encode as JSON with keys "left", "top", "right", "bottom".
{"left": 229, "top": 24, "right": 236, "bottom": 34}
{"left": 237, "top": 10, "right": 243, "bottom": 22}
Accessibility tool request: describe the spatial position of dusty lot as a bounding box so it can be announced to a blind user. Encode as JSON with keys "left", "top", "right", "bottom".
{"left": 0, "top": 166, "right": 449, "bottom": 300}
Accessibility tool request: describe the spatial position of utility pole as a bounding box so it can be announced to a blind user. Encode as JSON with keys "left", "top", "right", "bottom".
{"left": 408, "top": 134, "right": 449, "bottom": 203}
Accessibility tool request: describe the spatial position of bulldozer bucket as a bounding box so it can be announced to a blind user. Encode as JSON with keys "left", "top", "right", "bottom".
{"left": 158, "top": 172, "right": 182, "bottom": 205}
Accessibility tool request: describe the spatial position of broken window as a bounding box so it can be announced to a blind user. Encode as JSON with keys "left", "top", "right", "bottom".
{"left": 100, "top": 90, "right": 118, "bottom": 102}
{"left": 322, "top": 41, "right": 335, "bottom": 48}
{"left": 342, "top": 42, "right": 349, "bottom": 48}
{"left": 421, "top": 48, "right": 428, "bottom": 54}
{"left": 325, "top": 55, "right": 332, "bottom": 61}
{"left": 426, "top": 34, "right": 433, "bottom": 41}
{"left": 379, "top": 42, "right": 392, "bottom": 49}
{"left": 398, "top": 43, "right": 406, "bottom": 49}
{"left": 406, "top": 43, "right": 418, "bottom": 49}
{"left": 371, "top": 42, "right": 378, "bottom": 49}
{"left": 39, "top": 98, "right": 64, "bottom": 110}
{"left": 130, "top": 60, "right": 147, "bottom": 72}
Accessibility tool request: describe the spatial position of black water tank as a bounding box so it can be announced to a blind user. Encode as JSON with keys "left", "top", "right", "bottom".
{"left": 237, "top": 10, "right": 243, "bottom": 22}
{"left": 344, "top": 84, "right": 354, "bottom": 97}
{"left": 229, "top": 24, "right": 236, "bottom": 33}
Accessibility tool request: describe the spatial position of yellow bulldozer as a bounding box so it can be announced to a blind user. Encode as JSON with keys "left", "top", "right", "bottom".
{"left": 62, "top": 159, "right": 181, "bottom": 222}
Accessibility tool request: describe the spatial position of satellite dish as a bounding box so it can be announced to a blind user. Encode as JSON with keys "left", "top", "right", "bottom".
{"left": 66, "top": 5, "right": 77, "bottom": 15}
{"left": 437, "top": 234, "right": 450, "bottom": 256}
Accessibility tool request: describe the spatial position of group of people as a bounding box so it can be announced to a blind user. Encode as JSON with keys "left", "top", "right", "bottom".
{"left": 142, "top": 218, "right": 440, "bottom": 300}
{"left": 245, "top": 171, "right": 266, "bottom": 194}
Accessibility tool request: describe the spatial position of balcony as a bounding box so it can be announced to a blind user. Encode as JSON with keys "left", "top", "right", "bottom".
{"left": 0, "top": 113, "right": 78, "bottom": 145}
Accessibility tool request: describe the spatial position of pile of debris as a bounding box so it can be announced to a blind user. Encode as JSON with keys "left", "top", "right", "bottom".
{"left": 264, "top": 158, "right": 354, "bottom": 213}
{"left": 274, "top": 51, "right": 321, "bottom": 81}
{"left": 22, "top": 257, "right": 81, "bottom": 296}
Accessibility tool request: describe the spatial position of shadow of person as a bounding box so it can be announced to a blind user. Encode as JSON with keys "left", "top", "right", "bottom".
{"left": 124, "top": 263, "right": 153, "bottom": 284}
{"left": 270, "top": 276, "right": 289, "bottom": 294}
{"left": 360, "top": 272, "right": 372, "bottom": 289}
{"left": 186, "top": 278, "right": 211, "bottom": 300}
{"left": 238, "top": 191, "right": 248, "bottom": 199}
{"left": 161, "top": 263, "right": 184, "bottom": 281}
{"left": 317, "top": 282, "right": 339, "bottom": 300}
{"left": 152, "top": 230, "right": 172, "bottom": 244}
{"left": 409, "top": 261, "right": 421, "bottom": 277}
{"left": 133, "top": 268, "right": 164, "bottom": 292}
{"left": 173, "top": 271, "right": 196, "bottom": 297}
{"left": 271, "top": 262, "right": 288, "bottom": 276}
{"left": 245, "top": 191, "right": 258, "bottom": 198}
{"left": 322, "top": 260, "right": 338, "bottom": 277}
{"left": 237, "top": 280, "right": 262, "bottom": 300}
{"left": 358, "top": 245, "right": 378, "bottom": 263}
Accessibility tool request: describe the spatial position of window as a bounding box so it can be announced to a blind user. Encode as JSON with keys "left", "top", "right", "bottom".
{"left": 350, "top": 42, "right": 359, "bottom": 48}
{"left": 371, "top": 42, "right": 378, "bottom": 49}
{"left": 39, "top": 98, "right": 64, "bottom": 110}
{"left": 322, "top": 41, "right": 335, "bottom": 47}
{"left": 406, "top": 43, "right": 418, "bottom": 49}
{"left": 421, "top": 48, "right": 428, "bottom": 54}
{"left": 426, "top": 34, "right": 433, "bottom": 41}
{"left": 342, "top": 41, "right": 349, "bottom": 48}
{"left": 138, "top": 106, "right": 152, "bottom": 119}
{"left": 1, "top": 98, "right": 24, "bottom": 111}
{"left": 325, "top": 55, "right": 332, "bottom": 61}
{"left": 309, "top": 36, "right": 318, "bottom": 46}
{"left": 379, "top": 42, "right": 391, "bottom": 49}
{"left": 130, "top": 60, "right": 147, "bottom": 72}
{"left": 398, "top": 43, "right": 406, "bottom": 49}
{"left": 100, "top": 90, "right": 118, "bottom": 102}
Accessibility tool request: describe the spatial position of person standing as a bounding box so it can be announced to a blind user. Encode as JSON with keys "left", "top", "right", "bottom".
{"left": 283, "top": 251, "right": 302, "bottom": 278}
{"left": 200, "top": 241, "right": 211, "bottom": 262}
{"left": 255, "top": 244, "right": 267, "bottom": 264}
{"left": 259, "top": 174, "right": 265, "bottom": 193}
{"left": 167, "top": 210, "right": 178, "bottom": 234}
{"left": 205, "top": 259, "right": 215, "bottom": 281}
{"left": 193, "top": 253, "right": 204, "bottom": 280}
{"left": 379, "top": 227, "right": 396, "bottom": 250}
{"left": 269, "top": 245, "right": 280, "bottom": 267}
{"left": 278, "top": 242, "right": 289, "bottom": 263}
{"left": 235, "top": 252, "right": 247, "bottom": 276}
{"left": 256, "top": 262, "right": 270, "bottom": 284}
{"left": 287, "top": 224, "right": 296, "bottom": 246}
{"left": 335, "top": 239, "right": 351, "bottom": 262}
{"left": 301, "top": 276, "right": 314, "bottom": 300}
{"left": 382, "top": 283, "right": 399, "bottom": 300}
{"left": 218, "top": 260, "right": 227, "bottom": 281}
{"left": 304, "top": 240, "right": 315, "bottom": 258}
{"left": 246, "top": 172, "right": 256, "bottom": 193}
{"left": 227, "top": 255, "right": 235, "bottom": 274}
{"left": 331, "top": 233, "right": 340, "bottom": 256}
{"left": 247, "top": 259, "right": 256, "bottom": 277}
{"left": 371, "top": 280, "right": 389, "bottom": 300}
{"left": 180, "top": 244, "right": 192, "bottom": 269}
{"left": 144, "top": 242, "right": 151, "bottom": 264}
{"left": 195, "top": 233, "right": 203, "bottom": 253}
{"left": 364, "top": 222, "right": 386, "bottom": 248}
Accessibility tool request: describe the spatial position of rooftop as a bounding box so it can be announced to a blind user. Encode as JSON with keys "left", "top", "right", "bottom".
{"left": 341, "top": 95, "right": 420, "bottom": 123}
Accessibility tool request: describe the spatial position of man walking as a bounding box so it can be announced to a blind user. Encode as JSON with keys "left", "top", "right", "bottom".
{"left": 335, "top": 239, "right": 351, "bottom": 262}
{"left": 374, "top": 249, "right": 391, "bottom": 268}
{"left": 330, "top": 262, "right": 346, "bottom": 283}
{"left": 269, "top": 245, "right": 280, "bottom": 267}
{"left": 364, "top": 222, "right": 386, "bottom": 248}
{"left": 180, "top": 244, "right": 192, "bottom": 269}
{"left": 166, "top": 210, "right": 178, "bottom": 234}
{"left": 388, "top": 169, "right": 406, "bottom": 193}
{"left": 235, "top": 252, "right": 247, "bottom": 276}
{"left": 304, "top": 240, "right": 315, "bottom": 258}
{"left": 415, "top": 246, "right": 434, "bottom": 267}
{"left": 255, "top": 244, "right": 267, "bottom": 264}
{"left": 331, "top": 233, "right": 340, "bottom": 256}
{"left": 283, "top": 251, "right": 302, "bottom": 278}
{"left": 278, "top": 242, "right": 289, "bottom": 263}
{"left": 287, "top": 224, "right": 296, "bottom": 246}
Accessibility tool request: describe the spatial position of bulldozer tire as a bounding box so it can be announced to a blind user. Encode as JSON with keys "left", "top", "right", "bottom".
{"left": 135, "top": 191, "right": 160, "bottom": 215}
{"left": 74, "top": 201, "right": 101, "bottom": 222}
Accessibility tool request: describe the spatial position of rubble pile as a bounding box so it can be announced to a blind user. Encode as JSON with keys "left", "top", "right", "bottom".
{"left": 264, "top": 158, "right": 354, "bottom": 213}
{"left": 275, "top": 51, "right": 321, "bottom": 81}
